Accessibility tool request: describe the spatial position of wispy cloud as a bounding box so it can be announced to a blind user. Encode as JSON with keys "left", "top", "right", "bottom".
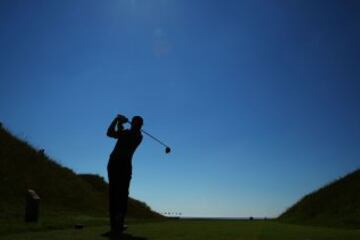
{"left": 152, "top": 27, "right": 172, "bottom": 57}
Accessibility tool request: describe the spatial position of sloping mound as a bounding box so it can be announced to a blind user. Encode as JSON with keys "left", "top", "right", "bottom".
{"left": 278, "top": 168, "right": 360, "bottom": 228}
{"left": 0, "top": 126, "right": 161, "bottom": 219}
{"left": 78, "top": 174, "right": 162, "bottom": 218}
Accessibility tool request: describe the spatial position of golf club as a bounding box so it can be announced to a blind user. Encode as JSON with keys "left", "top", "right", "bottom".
{"left": 125, "top": 118, "right": 171, "bottom": 154}
{"left": 140, "top": 128, "right": 171, "bottom": 154}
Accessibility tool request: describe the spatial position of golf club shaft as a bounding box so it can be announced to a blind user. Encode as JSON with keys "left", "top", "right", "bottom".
{"left": 140, "top": 129, "right": 169, "bottom": 148}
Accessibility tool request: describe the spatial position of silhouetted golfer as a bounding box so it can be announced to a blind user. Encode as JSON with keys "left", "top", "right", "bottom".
{"left": 106, "top": 115, "right": 143, "bottom": 237}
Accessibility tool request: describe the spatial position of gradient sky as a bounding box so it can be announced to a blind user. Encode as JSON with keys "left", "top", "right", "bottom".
{"left": 1, "top": 0, "right": 360, "bottom": 218}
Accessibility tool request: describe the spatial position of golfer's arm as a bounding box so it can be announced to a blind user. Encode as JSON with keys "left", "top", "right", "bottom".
{"left": 107, "top": 118, "right": 119, "bottom": 138}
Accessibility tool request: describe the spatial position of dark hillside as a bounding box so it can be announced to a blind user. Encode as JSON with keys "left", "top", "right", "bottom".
{"left": 278, "top": 168, "right": 360, "bottom": 228}
{"left": 0, "top": 126, "right": 161, "bottom": 219}
{"left": 78, "top": 174, "right": 162, "bottom": 218}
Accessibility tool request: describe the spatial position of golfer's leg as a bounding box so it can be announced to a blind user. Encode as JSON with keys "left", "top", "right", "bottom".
{"left": 108, "top": 166, "right": 123, "bottom": 233}
{"left": 108, "top": 168, "right": 116, "bottom": 232}
{"left": 119, "top": 175, "right": 131, "bottom": 229}
{"left": 123, "top": 176, "right": 131, "bottom": 216}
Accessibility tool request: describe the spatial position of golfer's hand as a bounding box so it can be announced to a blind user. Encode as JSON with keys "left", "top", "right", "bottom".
{"left": 117, "top": 114, "right": 128, "bottom": 123}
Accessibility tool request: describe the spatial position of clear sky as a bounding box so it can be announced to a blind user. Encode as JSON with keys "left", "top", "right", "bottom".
{"left": 1, "top": 0, "right": 359, "bottom": 218}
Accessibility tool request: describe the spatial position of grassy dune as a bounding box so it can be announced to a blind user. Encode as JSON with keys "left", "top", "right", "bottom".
{"left": 279, "top": 168, "right": 360, "bottom": 228}
{"left": 0, "top": 126, "right": 162, "bottom": 235}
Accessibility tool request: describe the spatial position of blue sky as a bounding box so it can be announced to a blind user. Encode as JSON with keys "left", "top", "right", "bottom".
{"left": 1, "top": 0, "right": 360, "bottom": 218}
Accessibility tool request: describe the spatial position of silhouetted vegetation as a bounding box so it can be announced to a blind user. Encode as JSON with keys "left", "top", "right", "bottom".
{"left": 0, "top": 127, "right": 162, "bottom": 221}
{"left": 279, "top": 168, "right": 360, "bottom": 228}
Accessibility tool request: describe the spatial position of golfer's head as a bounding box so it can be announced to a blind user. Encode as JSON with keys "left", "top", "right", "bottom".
{"left": 131, "top": 116, "right": 143, "bottom": 131}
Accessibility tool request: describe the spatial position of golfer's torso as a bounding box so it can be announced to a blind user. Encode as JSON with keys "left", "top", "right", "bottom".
{"left": 108, "top": 130, "right": 142, "bottom": 168}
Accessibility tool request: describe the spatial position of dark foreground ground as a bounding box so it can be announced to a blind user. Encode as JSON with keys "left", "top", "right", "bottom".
{"left": 2, "top": 219, "right": 360, "bottom": 240}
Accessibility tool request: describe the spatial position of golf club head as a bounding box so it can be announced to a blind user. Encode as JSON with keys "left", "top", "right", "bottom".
{"left": 165, "top": 147, "right": 171, "bottom": 154}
